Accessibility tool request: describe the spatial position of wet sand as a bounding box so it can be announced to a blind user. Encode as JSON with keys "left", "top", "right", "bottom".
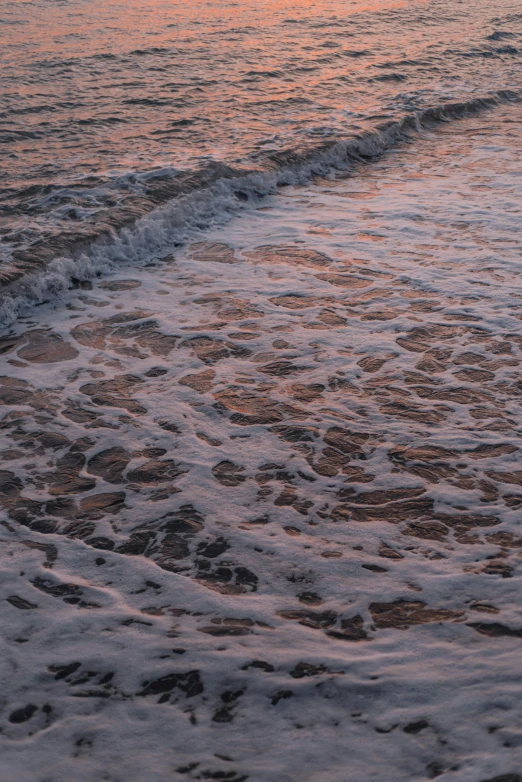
{"left": 1, "top": 106, "right": 522, "bottom": 781}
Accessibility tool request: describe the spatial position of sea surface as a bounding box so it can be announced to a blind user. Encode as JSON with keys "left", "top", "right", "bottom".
{"left": 0, "top": 0, "right": 522, "bottom": 308}
{"left": 1, "top": 2, "right": 522, "bottom": 781}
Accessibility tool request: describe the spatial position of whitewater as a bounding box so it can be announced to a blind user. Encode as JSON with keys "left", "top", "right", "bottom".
{"left": 1, "top": 1, "right": 522, "bottom": 781}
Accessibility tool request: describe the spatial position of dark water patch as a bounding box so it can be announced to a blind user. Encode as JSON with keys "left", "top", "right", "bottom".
{"left": 130, "top": 47, "right": 172, "bottom": 56}
{"left": 123, "top": 98, "right": 174, "bottom": 107}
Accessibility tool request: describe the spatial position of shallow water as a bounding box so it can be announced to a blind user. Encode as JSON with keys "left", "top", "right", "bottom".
{"left": 1, "top": 0, "right": 522, "bottom": 282}
{"left": 1, "top": 104, "right": 522, "bottom": 780}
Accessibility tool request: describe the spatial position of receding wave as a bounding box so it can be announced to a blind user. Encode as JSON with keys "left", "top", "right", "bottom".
{"left": 0, "top": 90, "right": 519, "bottom": 328}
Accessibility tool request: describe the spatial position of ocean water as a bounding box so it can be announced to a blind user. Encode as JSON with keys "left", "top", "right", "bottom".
{"left": 0, "top": 0, "right": 522, "bottom": 306}
{"left": 1, "top": 2, "right": 522, "bottom": 781}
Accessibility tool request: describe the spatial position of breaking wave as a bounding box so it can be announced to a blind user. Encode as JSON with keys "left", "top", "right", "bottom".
{"left": 0, "top": 90, "right": 519, "bottom": 328}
